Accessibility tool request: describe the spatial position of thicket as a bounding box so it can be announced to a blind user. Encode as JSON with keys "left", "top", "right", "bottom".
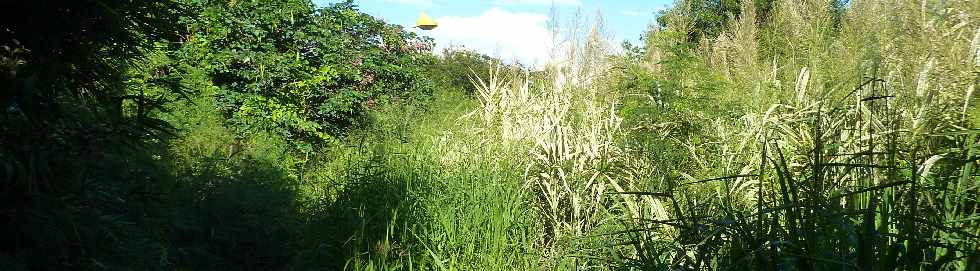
{"left": 608, "top": 0, "right": 980, "bottom": 269}
{"left": 0, "top": 0, "right": 977, "bottom": 270}
{"left": 0, "top": 0, "right": 439, "bottom": 269}
{"left": 1, "top": 1, "right": 185, "bottom": 269}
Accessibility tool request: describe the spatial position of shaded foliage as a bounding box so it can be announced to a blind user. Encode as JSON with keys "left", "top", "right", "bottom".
{"left": 0, "top": 0, "right": 441, "bottom": 269}
{"left": 0, "top": 1, "right": 185, "bottom": 269}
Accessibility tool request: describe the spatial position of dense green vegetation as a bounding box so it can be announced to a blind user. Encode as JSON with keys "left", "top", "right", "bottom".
{"left": 1, "top": 0, "right": 978, "bottom": 270}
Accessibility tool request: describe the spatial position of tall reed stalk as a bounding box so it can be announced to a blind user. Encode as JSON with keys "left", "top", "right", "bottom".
{"left": 609, "top": 0, "right": 980, "bottom": 269}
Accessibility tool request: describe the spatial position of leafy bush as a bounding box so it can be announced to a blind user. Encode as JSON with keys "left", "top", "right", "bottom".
{"left": 1, "top": 0, "right": 441, "bottom": 269}
{"left": 179, "top": 0, "right": 434, "bottom": 150}
{"left": 427, "top": 46, "right": 524, "bottom": 95}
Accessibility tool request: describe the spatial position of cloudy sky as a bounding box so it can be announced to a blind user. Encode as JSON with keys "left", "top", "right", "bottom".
{"left": 313, "top": 0, "right": 672, "bottom": 66}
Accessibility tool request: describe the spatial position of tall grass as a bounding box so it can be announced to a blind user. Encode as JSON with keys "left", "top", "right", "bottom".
{"left": 314, "top": 87, "right": 543, "bottom": 270}
{"left": 608, "top": 0, "right": 980, "bottom": 269}
{"left": 460, "top": 12, "right": 671, "bottom": 267}
{"left": 155, "top": 1, "right": 978, "bottom": 269}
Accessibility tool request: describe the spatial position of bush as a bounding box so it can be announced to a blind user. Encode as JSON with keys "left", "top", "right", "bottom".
{"left": 427, "top": 46, "right": 521, "bottom": 95}
{"left": 179, "top": 0, "right": 434, "bottom": 150}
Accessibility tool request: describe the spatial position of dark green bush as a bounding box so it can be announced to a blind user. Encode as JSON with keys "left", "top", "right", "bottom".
{"left": 0, "top": 0, "right": 441, "bottom": 269}
{"left": 0, "top": 1, "right": 185, "bottom": 269}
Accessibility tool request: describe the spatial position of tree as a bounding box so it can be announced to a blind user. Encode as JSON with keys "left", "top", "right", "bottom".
{"left": 180, "top": 0, "right": 434, "bottom": 152}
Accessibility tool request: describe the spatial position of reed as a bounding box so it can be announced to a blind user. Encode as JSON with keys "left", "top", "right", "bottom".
{"left": 608, "top": 0, "right": 980, "bottom": 269}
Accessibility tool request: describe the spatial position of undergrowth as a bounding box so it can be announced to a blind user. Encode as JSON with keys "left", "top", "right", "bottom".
{"left": 2, "top": 0, "right": 977, "bottom": 270}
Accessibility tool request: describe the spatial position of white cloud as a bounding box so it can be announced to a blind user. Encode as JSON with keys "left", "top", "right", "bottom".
{"left": 421, "top": 7, "right": 554, "bottom": 66}
{"left": 495, "top": 0, "right": 582, "bottom": 6}
{"left": 381, "top": 0, "right": 434, "bottom": 7}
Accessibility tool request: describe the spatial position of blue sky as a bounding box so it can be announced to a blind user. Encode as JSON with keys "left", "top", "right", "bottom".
{"left": 314, "top": 0, "right": 672, "bottom": 66}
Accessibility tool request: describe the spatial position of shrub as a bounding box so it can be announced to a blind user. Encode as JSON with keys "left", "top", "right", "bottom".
{"left": 179, "top": 0, "right": 434, "bottom": 151}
